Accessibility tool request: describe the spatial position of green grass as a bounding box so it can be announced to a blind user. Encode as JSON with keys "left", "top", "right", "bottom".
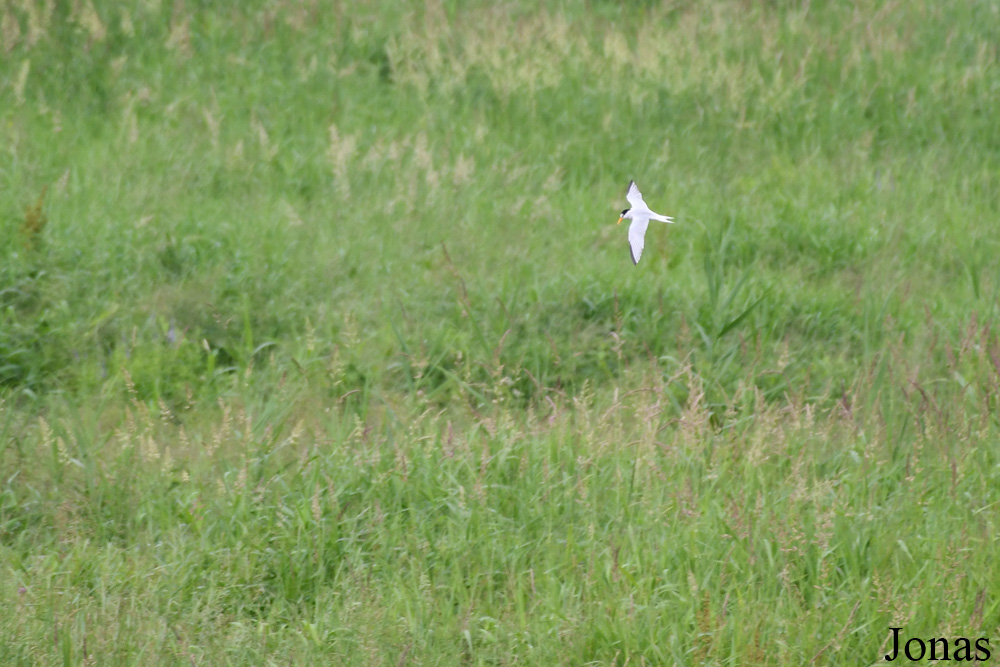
{"left": 2, "top": 0, "right": 1000, "bottom": 664}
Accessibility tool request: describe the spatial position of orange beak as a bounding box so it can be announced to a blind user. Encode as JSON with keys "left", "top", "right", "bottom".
{"left": 617, "top": 216, "right": 624, "bottom": 225}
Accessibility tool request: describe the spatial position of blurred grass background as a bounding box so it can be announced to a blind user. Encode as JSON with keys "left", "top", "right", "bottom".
{"left": 1, "top": 0, "right": 999, "bottom": 664}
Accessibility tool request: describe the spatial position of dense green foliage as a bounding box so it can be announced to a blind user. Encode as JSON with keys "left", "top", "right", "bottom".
{"left": 2, "top": 0, "right": 999, "bottom": 663}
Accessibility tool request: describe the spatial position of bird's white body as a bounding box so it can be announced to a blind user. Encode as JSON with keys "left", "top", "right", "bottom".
{"left": 619, "top": 180, "right": 673, "bottom": 265}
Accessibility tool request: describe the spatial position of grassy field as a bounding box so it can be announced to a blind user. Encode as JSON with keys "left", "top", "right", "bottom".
{"left": 2, "top": 0, "right": 1000, "bottom": 664}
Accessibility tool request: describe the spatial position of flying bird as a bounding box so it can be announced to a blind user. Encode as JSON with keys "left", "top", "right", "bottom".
{"left": 617, "top": 180, "right": 674, "bottom": 265}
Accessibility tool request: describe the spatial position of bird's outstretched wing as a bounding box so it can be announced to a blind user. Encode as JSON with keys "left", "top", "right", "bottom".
{"left": 628, "top": 217, "right": 649, "bottom": 265}
{"left": 625, "top": 180, "right": 645, "bottom": 209}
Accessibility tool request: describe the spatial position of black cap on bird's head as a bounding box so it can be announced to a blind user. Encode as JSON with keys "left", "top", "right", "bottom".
{"left": 617, "top": 208, "right": 630, "bottom": 225}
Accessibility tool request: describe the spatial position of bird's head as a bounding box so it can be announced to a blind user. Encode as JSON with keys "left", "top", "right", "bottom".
{"left": 617, "top": 208, "right": 630, "bottom": 225}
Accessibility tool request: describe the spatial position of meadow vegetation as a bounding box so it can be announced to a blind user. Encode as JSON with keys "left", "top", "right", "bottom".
{"left": 1, "top": 0, "right": 999, "bottom": 664}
